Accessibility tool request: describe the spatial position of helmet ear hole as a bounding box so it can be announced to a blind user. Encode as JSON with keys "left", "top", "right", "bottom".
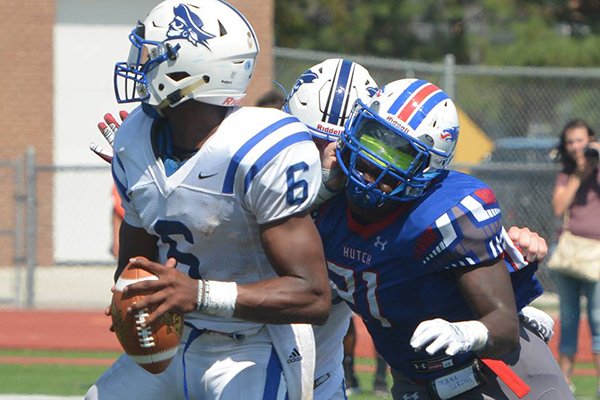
{"left": 218, "top": 20, "right": 227, "bottom": 36}
{"left": 167, "top": 72, "right": 191, "bottom": 82}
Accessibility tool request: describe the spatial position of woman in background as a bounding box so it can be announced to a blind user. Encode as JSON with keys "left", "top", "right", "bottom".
{"left": 552, "top": 119, "right": 600, "bottom": 395}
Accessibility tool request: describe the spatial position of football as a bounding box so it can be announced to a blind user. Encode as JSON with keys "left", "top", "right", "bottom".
{"left": 111, "top": 258, "right": 184, "bottom": 374}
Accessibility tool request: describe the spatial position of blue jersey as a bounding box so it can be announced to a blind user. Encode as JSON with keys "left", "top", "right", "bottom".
{"left": 314, "top": 170, "right": 542, "bottom": 380}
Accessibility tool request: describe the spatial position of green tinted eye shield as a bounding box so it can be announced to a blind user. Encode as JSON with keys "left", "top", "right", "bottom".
{"left": 344, "top": 103, "right": 432, "bottom": 187}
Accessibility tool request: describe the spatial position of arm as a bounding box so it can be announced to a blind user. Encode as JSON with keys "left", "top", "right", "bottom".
{"left": 115, "top": 220, "right": 158, "bottom": 281}
{"left": 122, "top": 212, "right": 331, "bottom": 326}
{"left": 455, "top": 260, "right": 520, "bottom": 357}
{"left": 236, "top": 212, "right": 331, "bottom": 324}
{"left": 410, "top": 261, "right": 519, "bottom": 357}
{"left": 552, "top": 144, "right": 599, "bottom": 216}
{"left": 552, "top": 175, "right": 582, "bottom": 216}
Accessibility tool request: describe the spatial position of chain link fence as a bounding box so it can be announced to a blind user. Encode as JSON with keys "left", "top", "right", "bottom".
{"left": 4, "top": 49, "right": 600, "bottom": 306}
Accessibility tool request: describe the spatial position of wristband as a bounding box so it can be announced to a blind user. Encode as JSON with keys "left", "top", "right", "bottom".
{"left": 197, "top": 280, "right": 237, "bottom": 318}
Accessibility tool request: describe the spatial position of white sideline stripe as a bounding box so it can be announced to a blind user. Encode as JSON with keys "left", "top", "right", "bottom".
{"left": 128, "top": 346, "right": 179, "bottom": 364}
{"left": 114, "top": 275, "right": 158, "bottom": 291}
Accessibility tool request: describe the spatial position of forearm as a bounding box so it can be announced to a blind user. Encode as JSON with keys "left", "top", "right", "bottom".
{"left": 115, "top": 221, "right": 158, "bottom": 281}
{"left": 456, "top": 262, "right": 520, "bottom": 357}
{"left": 552, "top": 176, "right": 581, "bottom": 216}
{"left": 477, "top": 307, "right": 519, "bottom": 357}
{"left": 229, "top": 276, "right": 330, "bottom": 324}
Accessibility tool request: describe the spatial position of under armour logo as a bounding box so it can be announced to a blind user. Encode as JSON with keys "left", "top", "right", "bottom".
{"left": 374, "top": 236, "right": 387, "bottom": 251}
{"left": 402, "top": 393, "right": 420, "bottom": 400}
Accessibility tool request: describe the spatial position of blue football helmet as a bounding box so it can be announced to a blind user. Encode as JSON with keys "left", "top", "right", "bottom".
{"left": 284, "top": 58, "right": 378, "bottom": 141}
{"left": 337, "top": 78, "right": 460, "bottom": 209}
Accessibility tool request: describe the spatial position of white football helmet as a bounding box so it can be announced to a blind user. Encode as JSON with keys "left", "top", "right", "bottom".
{"left": 337, "top": 78, "right": 459, "bottom": 208}
{"left": 284, "top": 58, "right": 378, "bottom": 141}
{"left": 114, "top": 0, "right": 259, "bottom": 108}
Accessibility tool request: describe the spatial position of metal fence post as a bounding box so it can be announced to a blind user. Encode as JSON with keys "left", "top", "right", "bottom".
{"left": 14, "top": 154, "right": 25, "bottom": 306}
{"left": 25, "top": 147, "right": 37, "bottom": 308}
{"left": 443, "top": 53, "right": 456, "bottom": 99}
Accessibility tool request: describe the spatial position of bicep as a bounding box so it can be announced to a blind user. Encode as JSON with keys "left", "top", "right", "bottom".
{"left": 260, "top": 212, "right": 328, "bottom": 284}
{"left": 115, "top": 220, "right": 158, "bottom": 281}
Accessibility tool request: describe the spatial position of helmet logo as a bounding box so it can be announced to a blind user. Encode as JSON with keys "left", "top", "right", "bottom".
{"left": 440, "top": 126, "right": 459, "bottom": 142}
{"left": 288, "top": 70, "right": 319, "bottom": 101}
{"left": 366, "top": 86, "right": 378, "bottom": 97}
{"left": 167, "top": 4, "right": 215, "bottom": 49}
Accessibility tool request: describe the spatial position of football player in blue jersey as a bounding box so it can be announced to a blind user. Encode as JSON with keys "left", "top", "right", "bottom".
{"left": 314, "top": 78, "right": 572, "bottom": 399}
{"left": 287, "top": 62, "right": 558, "bottom": 399}
{"left": 85, "top": 1, "right": 330, "bottom": 399}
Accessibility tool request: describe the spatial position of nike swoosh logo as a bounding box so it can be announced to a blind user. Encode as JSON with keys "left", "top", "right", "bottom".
{"left": 198, "top": 172, "right": 218, "bottom": 180}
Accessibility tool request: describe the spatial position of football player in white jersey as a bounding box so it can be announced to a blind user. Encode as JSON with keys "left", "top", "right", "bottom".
{"left": 85, "top": 1, "right": 330, "bottom": 400}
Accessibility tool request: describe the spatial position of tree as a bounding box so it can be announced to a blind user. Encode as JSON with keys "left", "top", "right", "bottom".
{"left": 275, "top": 0, "right": 600, "bottom": 66}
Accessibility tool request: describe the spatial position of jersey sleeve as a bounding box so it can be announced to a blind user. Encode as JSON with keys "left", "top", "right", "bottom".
{"left": 244, "top": 139, "right": 322, "bottom": 224}
{"left": 111, "top": 150, "right": 144, "bottom": 228}
{"left": 419, "top": 187, "right": 504, "bottom": 271}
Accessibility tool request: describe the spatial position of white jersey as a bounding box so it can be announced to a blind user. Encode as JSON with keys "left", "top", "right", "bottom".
{"left": 112, "top": 105, "right": 322, "bottom": 334}
{"left": 313, "top": 293, "right": 352, "bottom": 399}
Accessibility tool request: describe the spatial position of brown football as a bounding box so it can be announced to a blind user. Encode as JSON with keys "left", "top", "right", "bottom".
{"left": 111, "top": 258, "right": 183, "bottom": 374}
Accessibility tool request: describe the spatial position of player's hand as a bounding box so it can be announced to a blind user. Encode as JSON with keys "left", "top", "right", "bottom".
{"left": 122, "top": 257, "right": 198, "bottom": 326}
{"left": 104, "top": 303, "right": 115, "bottom": 332}
{"left": 519, "top": 306, "right": 554, "bottom": 342}
{"left": 89, "top": 111, "right": 129, "bottom": 164}
{"left": 321, "top": 141, "right": 344, "bottom": 191}
{"left": 410, "top": 318, "right": 489, "bottom": 356}
{"left": 507, "top": 226, "right": 548, "bottom": 262}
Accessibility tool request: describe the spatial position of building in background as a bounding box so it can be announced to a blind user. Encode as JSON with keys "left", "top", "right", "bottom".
{"left": 0, "top": 0, "right": 274, "bottom": 266}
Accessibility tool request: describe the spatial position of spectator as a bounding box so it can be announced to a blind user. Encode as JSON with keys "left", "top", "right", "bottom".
{"left": 551, "top": 119, "right": 600, "bottom": 394}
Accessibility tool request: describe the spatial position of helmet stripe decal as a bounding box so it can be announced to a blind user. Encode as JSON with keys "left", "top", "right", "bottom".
{"left": 397, "top": 83, "right": 440, "bottom": 122}
{"left": 222, "top": 116, "right": 299, "bottom": 194}
{"left": 387, "top": 79, "right": 428, "bottom": 115}
{"left": 327, "top": 59, "right": 354, "bottom": 126}
{"left": 406, "top": 91, "right": 449, "bottom": 130}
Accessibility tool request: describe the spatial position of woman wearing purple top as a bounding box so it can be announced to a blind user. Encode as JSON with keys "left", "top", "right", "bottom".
{"left": 552, "top": 119, "right": 600, "bottom": 395}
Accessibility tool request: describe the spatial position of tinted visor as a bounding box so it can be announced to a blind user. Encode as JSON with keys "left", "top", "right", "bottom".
{"left": 354, "top": 119, "right": 421, "bottom": 171}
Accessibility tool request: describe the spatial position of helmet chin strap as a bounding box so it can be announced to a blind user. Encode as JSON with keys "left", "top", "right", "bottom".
{"left": 156, "top": 75, "right": 210, "bottom": 110}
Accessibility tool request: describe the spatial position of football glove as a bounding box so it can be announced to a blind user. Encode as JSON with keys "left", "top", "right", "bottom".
{"left": 410, "top": 318, "right": 489, "bottom": 356}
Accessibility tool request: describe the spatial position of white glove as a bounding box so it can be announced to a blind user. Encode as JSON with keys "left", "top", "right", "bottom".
{"left": 410, "top": 318, "right": 489, "bottom": 356}
{"left": 519, "top": 306, "right": 554, "bottom": 342}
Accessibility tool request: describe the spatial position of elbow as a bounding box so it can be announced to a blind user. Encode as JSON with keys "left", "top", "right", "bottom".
{"left": 305, "top": 289, "right": 331, "bottom": 325}
{"left": 552, "top": 204, "right": 563, "bottom": 217}
{"left": 310, "top": 297, "right": 331, "bottom": 325}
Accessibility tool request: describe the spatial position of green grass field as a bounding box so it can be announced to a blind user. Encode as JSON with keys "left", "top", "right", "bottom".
{"left": 0, "top": 349, "right": 596, "bottom": 399}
